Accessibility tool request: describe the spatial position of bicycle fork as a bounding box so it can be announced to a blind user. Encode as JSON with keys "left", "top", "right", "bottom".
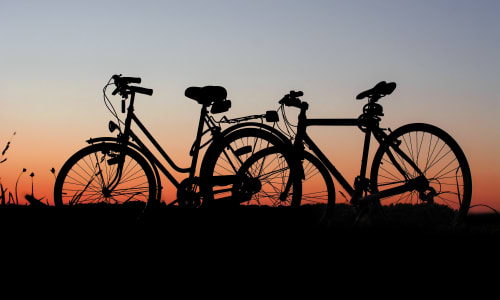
{"left": 279, "top": 146, "right": 305, "bottom": 205}
{"left": 99, "top": 150, "right": 126, "bottom": 198}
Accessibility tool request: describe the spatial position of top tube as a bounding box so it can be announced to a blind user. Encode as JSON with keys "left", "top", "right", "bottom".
{"left": 305, "top": 118, "right": 358, "bottom": 127}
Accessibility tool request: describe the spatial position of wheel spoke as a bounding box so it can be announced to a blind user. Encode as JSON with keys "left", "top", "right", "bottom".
{"left": 55, "top": 144, "right": 154, "bottom": 206}
{"left": 374, "top": 124, "right": 470, "bottom": 216}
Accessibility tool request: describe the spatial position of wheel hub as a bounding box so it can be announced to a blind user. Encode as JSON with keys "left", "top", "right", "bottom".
{"left": 239, "top": 177, "right": 261, "bottom": 200}
{"left": 243, "top": 177, "right": 261, "bottom": 194}
{"left": 102, "top": 187, "right": 112, "bottom": 198}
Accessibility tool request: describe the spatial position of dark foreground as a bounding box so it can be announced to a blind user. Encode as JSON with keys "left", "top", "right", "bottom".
{"left": 1, "top": 203, "right": 499, "bottom": 291}
{"left": 1, "top": 203, "right": 496, "bottom": 294}
{"left": 2, "top": 203, "right": 499, "bottom": 245}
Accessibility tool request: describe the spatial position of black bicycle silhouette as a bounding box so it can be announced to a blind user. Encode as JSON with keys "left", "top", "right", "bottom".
{"left": 53, "top": 75, "right": 295, "bottom": 208}
{"left": 232, "top": 81, "right": 472, "bottom": 223}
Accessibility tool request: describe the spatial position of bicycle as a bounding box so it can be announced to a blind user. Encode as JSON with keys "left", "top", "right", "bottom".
{"left": 233, "top": 81, "right": 472, "bottom": 224}
{"left": 53, "top": 74, "right": 296, "bottom": 208}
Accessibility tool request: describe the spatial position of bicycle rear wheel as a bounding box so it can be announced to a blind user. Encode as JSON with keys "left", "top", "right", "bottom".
{"left": 54, "top": 143, "right": 156, "bottom": 206}
{"left": 200, "top": 127, "right": 288, "bottom": 206}
{"left": 370, "top": 123, "right": 472, "bottom": 221}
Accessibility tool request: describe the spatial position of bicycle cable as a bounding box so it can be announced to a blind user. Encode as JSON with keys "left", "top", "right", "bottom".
{"left": 103, "top": 77, "right": 124, "bottom": 132}
{"left": 276, "top": 104, "right": 297, "bottom": 141}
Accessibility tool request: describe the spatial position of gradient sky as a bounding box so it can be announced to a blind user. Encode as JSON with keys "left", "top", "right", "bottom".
{"left": 1, "top": 0, "right": 498, "bottom": 212}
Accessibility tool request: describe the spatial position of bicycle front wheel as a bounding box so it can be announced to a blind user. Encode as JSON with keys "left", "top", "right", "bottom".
{"left": 299, "top": 151, "right": 336, "bottom": 220}
{"left": 231, "top": 146, "right": 301, "bottom": 207}
{"left": 370, "top": 123, "right": 472, "bottom": 220}
{"left": 233, "top": 147, "right": 336, "bottom": 225}
{"left": 54, "top": 143, "right": 157, "bottom": 206}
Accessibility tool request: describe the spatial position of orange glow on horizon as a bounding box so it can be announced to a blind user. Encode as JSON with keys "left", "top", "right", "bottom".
{"left": 0, "top": 122, "right": 497, "bottom": 215}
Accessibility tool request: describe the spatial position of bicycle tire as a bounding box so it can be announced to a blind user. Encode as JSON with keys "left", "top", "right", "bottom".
{"left": 231, "top": 146, "right": 301, "bottom": 207}
{"left": 200, "top": 127, "right": 289, "bottom": 206}
{"left": 297, "top": 151, "right": 336, "bottom": 221}
{"left": 370, "top": 123, "right": 472, "bottom": 221}
{"left": 54, "top": 143, "right": 157, "bottom": 207}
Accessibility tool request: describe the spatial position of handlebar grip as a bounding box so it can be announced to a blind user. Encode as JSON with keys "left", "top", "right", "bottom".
{"left": 290, "top": 90, "right": 303, "bottom": 98}
{"left": 122, "top": 77, "right": 141, "bottom": 84}
{"left": 129, "top": 85, "right": 153, "bottom": 96}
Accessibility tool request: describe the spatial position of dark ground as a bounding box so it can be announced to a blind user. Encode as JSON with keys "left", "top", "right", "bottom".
{"left": 1, "top": 203, "right": 499, "bottom": 280}
{"left": 2, "top": 203, "right": 499, "bottom": 248}
{"left": 1, "top": 203, "right": 499, "bottom": 293}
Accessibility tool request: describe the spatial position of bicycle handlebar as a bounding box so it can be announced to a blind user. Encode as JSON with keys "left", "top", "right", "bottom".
{"left": 290, "top": 90, "right": 303, "bottom": 98}
{"left": 279, "top": 90, "right": 303, "bottom": 108}
{"left": 112, "top": 75, "right": 141, "bottom": 85}
{"left": 129, "top": 85, "right": 153, "bottom": 96}
{"left": 111, "top": 74, "right": 153, "bottom": 97}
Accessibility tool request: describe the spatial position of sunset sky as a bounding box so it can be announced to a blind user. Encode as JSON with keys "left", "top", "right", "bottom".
{"left": 1, "top": 0, "right": 498, "bottom": 212}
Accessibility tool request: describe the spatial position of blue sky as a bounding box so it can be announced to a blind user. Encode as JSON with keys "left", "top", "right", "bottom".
{"left": 1, "top": 0, "right": 499, "bottom": 209}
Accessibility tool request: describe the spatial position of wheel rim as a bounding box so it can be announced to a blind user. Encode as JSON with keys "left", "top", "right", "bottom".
{"left": 207, "top": 130, "right": 284, "bottom": 203}
{"left": 58, "top": 146, "right": 153, "bottom": 205}
{"left": 300, "top": 155, "right": 331, "bottom": 207}
{"left": 374, "top": 128, "right": 469, "bottom": 212}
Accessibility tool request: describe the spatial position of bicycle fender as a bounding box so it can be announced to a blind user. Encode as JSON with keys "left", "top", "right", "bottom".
{"left": 86, "top": 137, "right": 142, "bottom": 152}
{"left": 87, "top": 137, "right": 147, "bottom": 154}
{"left": 86, "top": 136, "right": 121, "bottom": 144}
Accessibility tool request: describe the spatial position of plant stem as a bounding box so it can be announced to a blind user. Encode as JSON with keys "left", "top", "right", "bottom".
{"left": 15, "top": 172, "right": 23, "bottom": 205}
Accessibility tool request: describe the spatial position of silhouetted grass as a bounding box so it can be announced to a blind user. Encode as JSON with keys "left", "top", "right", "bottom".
{"left": 0, "top": 132, "right": 17, "bottom": 205}
{"left": 0, "top": 201, "right": 498, "bottom": 237}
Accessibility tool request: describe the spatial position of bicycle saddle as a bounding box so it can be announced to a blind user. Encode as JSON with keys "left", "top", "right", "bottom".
{"left": 356, "top": 81, "right": 396, "bottom": 100}
{"left": 185, "top": 86, "right": 227, "bottom": 105}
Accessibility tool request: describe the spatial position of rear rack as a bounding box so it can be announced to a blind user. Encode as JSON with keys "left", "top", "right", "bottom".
{"left": 217, "top": 111, "right": 279, "bottom": 124}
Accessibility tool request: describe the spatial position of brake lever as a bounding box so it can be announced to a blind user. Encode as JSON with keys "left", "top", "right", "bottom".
{"left": 278, "top": 94, "right": 289, "bottom": 105}
{"left": 112, "top": 87, "right": 120, "bottom": 96}
{"left": 111, "top": 74, "right": 123, "bottom": 95}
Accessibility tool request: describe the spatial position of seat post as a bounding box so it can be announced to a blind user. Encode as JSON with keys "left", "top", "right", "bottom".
{"left": 189, "top": 104, "right": 209, "bottom": 177}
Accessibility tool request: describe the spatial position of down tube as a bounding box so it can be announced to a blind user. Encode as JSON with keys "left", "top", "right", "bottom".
{"left": 303, "top": 134, "right": 354, "bottom": 196}
{"left": 129, "top": 130, "right": 180, "bottom": 188}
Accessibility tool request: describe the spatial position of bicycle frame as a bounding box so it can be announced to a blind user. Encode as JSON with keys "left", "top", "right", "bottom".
{"left": 293, "top": 102, "right": 427, "bottom": 205}
{"left": 100, "top": 91, "right": 219, "bottom": 197}
{"left": 93, "top": 89, "right": 280, "bottom": 204}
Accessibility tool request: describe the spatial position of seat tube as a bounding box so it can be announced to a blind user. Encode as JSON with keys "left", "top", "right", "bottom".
{"left": 359, "top": 129, "right": 371, "bottom": 178}
{"left": 189, "top": 105, "right": 208, "bottom": 177}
